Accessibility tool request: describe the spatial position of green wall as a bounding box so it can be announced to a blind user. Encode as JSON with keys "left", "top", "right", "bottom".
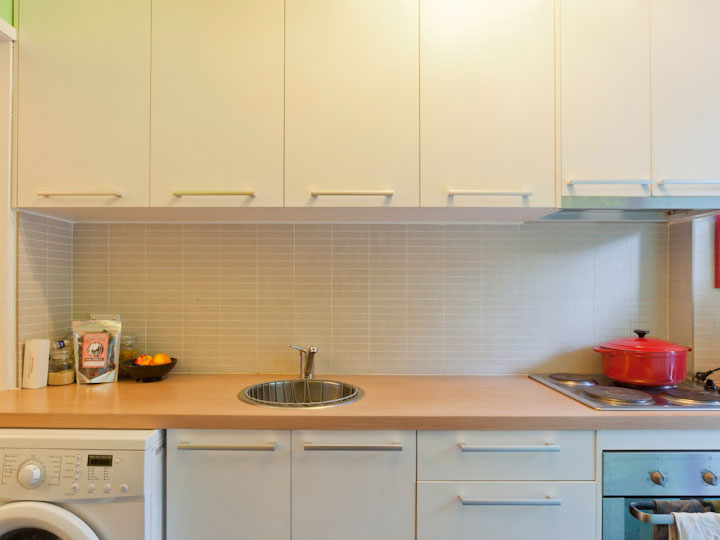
{"left": 0, "top": 0, "right": 11, "bottom": 25}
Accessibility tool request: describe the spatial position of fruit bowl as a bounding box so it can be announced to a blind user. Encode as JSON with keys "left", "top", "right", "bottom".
{"left": 120, "top": 358, "right": 177, "bottom": 382}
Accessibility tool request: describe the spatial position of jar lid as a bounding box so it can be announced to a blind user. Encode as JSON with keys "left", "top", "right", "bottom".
{"left": 121, "top": 334, "right": 137, "bottom": 344}
{"left": 597, "top": 330, "right": 691, "bottom": 353}
{"left": 50, "top": 349, "right": 72, "bottom": 360}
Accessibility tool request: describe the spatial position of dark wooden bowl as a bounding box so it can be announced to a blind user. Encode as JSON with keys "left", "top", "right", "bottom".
{"left": 120, "top": 358, "right": 177, "bottom": 382}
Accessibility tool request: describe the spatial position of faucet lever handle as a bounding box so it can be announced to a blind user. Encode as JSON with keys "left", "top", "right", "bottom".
{"left": 289, "top": 345, "right": 307, "bottom": 353}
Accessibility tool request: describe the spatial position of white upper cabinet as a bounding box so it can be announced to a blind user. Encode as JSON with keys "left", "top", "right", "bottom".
{"left": 420, "top": 0, "right": 555, "bottom": 208}
{"left": 560, "top": 0, "right": 652, "bottom": 197}
{"left": 150, "top": 0, "right": 284, "bottom": 207}
{"left": 284, "top": 0, "right": 419, "bottom": 207}
{"left": 17, "top": 0, "right": 150, "bottom": 207}
{"left": 651, "top": 0, "right": 720, "bottom": 196}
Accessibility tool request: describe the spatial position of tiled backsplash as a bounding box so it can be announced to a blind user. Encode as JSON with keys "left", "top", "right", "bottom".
{"left": 691, "top": 216, "right": 720, "bottom": 374}
{"left": 17, "top": 213, "right": 72, "bottom": 386}
{"left": 64, "top": 221, "right": 669, "bottom": 375}
{"left": 668, "top": 220, "right": 694, "bottom": 373}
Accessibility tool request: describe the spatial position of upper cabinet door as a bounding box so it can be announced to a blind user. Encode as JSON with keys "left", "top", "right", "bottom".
{"left": 150, "top": 0, "right": 284, "bottom": 207}
{"left": 285, "top": 0, "right": 419, "bottom": 207}
{"left": 17, "top": 0, "right": 150, "bottom": 207}
{"left": 652, "top": 0, "right": 720, "bottom": 196}
{"left": 421, "top": 0, "right": 555, "bottom": 208}
{"left": 560, "top": 0, "right": 652, "bottom": 197}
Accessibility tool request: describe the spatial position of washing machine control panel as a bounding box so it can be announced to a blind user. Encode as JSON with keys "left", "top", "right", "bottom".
{"left": 0, "top": 448, "right": 144, "bottom": 501}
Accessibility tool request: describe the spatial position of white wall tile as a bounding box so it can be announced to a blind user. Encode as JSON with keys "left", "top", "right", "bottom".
{"left": 57, "top": 221, "right": 673, "bottom": 375}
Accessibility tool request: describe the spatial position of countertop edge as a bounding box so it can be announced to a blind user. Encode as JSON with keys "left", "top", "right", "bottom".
{"left": 3, "top": 413, "right": 720, "bottom": 431}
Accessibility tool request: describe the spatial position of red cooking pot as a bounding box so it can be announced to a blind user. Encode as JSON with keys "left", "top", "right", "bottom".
{"left": 594, "top": 330, "right": 692, "bottom": 387}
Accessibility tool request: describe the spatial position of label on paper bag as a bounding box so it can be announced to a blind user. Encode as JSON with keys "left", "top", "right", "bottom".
{"left": 81, "top": 333, "right": 109, "bottom": 368}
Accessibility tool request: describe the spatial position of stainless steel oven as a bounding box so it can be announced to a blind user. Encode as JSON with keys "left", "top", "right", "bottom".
{"left": 603, "top": 451, "right": 720, "bottom": 539}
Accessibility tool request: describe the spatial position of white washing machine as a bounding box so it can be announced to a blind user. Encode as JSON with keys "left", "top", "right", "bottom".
{"left": 0, "top": 429, "right": 164, "bottom": 540}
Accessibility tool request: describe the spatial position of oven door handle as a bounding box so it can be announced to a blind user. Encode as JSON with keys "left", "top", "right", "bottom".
{"left": 629, "top": 501, "right": 675, "bottom": 525}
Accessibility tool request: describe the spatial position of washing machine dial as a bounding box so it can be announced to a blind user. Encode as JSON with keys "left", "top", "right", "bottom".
{"left": 17, "top": 460, "right": 45, "bottom": 489}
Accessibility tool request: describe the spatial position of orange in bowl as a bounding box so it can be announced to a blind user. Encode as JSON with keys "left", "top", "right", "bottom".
{"left": 152, "top": 353, "right": 172, "bottom": 366}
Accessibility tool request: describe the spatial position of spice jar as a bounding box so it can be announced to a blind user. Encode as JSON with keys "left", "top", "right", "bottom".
{"left": 119, "top": 334, "right": 139, "bottom": 363}
{"left": 48, "top": 348, "right": 75, "bottom": 385}
{"left": 119, "top": 333, "right": 139, "bottom": 379}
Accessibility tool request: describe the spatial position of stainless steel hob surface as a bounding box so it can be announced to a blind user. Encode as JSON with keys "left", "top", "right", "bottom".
{"left": 529, "top": 373, "right": 720, "bottom": 411}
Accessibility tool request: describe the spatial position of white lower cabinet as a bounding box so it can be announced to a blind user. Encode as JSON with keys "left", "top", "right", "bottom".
{"left": 292, "top": 430, "right": 416, "bottom": 540}
{"left": 417, "top": 481, "right": 596, "bottom": 540}
{"left": 167, "top": 430, "right": 290, "bottom": 540}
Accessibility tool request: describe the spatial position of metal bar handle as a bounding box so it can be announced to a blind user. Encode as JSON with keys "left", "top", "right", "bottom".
{"left": 304, "top": 443, "right": 402, "bottom": 451}
{"left": 37, "top": 191, "right": 122, "bottom": 197}
{"left": 177, "top": 442, "right": 277, "bottom": 451}
{"left": 172, "top": 190, "right": 255, "bottom": 197}
{"left": 447, "top": 190, "right": 532, "bottom": 197}
{"left": 566, "top": 179, "right": 653, "bottom": 186}
{"left": 628, "top": 501, "right": 675, "bottom": 525}
{"left": 310, "top": 190, "right": 394, "bottom": 197}
{"left": 458, "top": 443, "right": 560, "bottom": 453}
{"left": 459, "top": 496, "right": 562, "bottom": 506}
{"left": 657, "top": 179, "right": 720, "bottom": 185}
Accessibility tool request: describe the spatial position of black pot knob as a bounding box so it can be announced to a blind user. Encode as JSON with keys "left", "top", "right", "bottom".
{"left": 634, "top": 330, "right": 650, "bottom": 339}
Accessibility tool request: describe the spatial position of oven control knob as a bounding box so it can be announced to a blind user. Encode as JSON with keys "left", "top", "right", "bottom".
{"left": 704, "top": 471, "right": 718, "bottom": 486}
{"left": 650, "top": 471, "right": 666, "bottom": 486}
{"left": 17, "top": 461, "right": 44, "bottom": 489}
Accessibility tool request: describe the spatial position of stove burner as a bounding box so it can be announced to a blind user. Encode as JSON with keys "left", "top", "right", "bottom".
{"left": 663, "top": 388, "right": 720, "bottom": 405}
{"left": 581, "top": 385, "right": 654, "bottom": 405}
{"left": 548, "top": 373, "right": 598, "bottom": 386}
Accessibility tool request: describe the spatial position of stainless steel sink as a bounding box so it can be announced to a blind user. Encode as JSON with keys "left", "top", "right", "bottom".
{"left": 238, "top": 379, "right": 364, "bottom": 408}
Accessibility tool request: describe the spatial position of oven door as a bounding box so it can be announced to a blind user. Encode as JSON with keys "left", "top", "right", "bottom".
{"left": 0, "top": 501, "right": 100, "bottom": 540}
{"left": 603, "top": 497, "right": 720, "bottom": 540}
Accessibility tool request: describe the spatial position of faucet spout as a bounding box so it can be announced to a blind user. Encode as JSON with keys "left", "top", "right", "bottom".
{"left": 289, "top": 345, "right": 319, "bottom": 379}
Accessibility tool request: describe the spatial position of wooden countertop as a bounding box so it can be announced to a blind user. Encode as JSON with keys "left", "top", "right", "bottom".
{"left": 1, "top": 374, "right": 720, "bottom": 430}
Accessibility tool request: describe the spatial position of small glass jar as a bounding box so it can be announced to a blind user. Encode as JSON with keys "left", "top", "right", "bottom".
{"left": 48, "top": 348, "right": 75, "bottom": 385}
{"left": 119, "top": 333, "right": 139, "bottom": 363}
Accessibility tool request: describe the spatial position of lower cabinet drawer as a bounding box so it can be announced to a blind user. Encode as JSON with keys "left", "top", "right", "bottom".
{"left": 417, "top": 481, "right": 596, "bottom": 540}
{"left": 418, "top": 430, "right": 595, "bottom": 480}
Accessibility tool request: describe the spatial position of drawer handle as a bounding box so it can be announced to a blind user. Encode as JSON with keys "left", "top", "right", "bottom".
{"left": 303, "top": 443, "right": 402, "bottom": 452}
{"left": 459, "top": 496, "right": 562, "bottom": 507}
{"left": 566, "top": 179, "right": 652, "bottom": 186}
{"left": 310, "top": 190, "right": 394, "bottom": 197}
{"left": 172, "top": 190, "right": 255, "bottom": 197}
{"left": 458, "top": 443, "right": 560, "bottom": 453}
{"left": 176, "top": 442, "right": 277, "bottom": 451}
{"left": 37, "top": 191, "right": 122, "bottom": 197}
{"left": 657, "top": 179, "right": 720, "bottom": 185}
{"left": 447, "top": 190, "right": 532, "bottom": 197}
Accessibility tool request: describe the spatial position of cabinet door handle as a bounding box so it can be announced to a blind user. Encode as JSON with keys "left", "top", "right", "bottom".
{"left": 656, "top": 179, "right": 720, "bottom": 185}
{"left": 303, "top": 443, "right": 402, "bottom": 451}
{"left": 447, "top": 190, "right": 532, "bottom": 197}
{"left": 459, "top": 496, "right": 562, "bottom": 506}
{"left": 176, "top": 442, "right": 277, "bottom": 451}
{"left": 172, "top": 190, "right": 255, "bottom": 197}
{"left": 566, "top": 179, "right": 652, "bottom": 186}
{"left": 310, "top": 190, "right": 394, "bottom": 197}
{"left": 37, "top": 191, "right": 122, "bottom": 197}
{"left": 458, "top": 443, "right": 560, "bottom": 453}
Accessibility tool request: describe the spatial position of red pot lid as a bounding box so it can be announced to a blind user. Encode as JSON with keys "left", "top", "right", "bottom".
{"left": 597, "top": 330, "right": 691, "bottom": 353}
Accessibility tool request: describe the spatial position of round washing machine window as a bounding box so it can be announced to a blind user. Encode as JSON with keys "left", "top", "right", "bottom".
{"left": 0, "top": 502, "right": 99, "bottom": 540}
{"left": 0, "top": 528, "right": 60, "bottom": 540}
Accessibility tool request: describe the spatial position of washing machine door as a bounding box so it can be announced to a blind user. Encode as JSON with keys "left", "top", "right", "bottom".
{"left": 0, "top": 501, "right": 99, "bottom": 540}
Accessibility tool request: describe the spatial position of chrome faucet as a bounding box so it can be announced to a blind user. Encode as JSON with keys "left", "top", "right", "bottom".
{"left": 289, "top": 345, "right": 318, "bottom": 380}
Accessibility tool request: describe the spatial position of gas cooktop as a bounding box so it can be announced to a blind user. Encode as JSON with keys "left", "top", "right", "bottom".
{"left": 530, "top": 373, "right": 720, "bottom": 411}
